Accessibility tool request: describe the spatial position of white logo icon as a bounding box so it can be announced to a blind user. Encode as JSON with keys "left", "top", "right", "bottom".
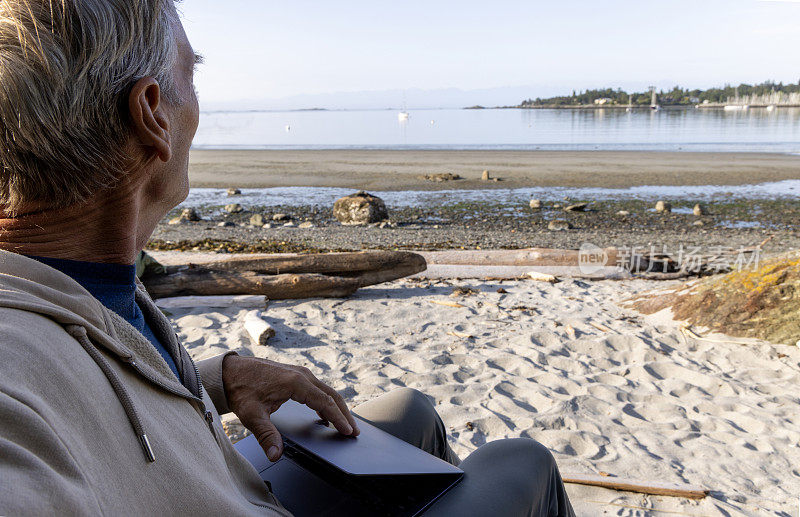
{"left": 578, "top": 243, "right": 608, "bottom": 274}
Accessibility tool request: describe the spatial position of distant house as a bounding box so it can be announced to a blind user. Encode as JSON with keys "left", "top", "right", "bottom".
{"left": 593, "top": 98, "right": 613, "bottom": 105}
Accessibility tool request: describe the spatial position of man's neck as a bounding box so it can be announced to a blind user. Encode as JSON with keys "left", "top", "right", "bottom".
{"left": 0, "top": 181, "right": 153, "bottom": 265}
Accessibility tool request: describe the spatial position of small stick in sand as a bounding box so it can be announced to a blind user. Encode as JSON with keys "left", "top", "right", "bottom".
{"left": 561, "top": 473, "right": 708, "bottom": 500}
{"left": 588, "top": 321, "right": 612, "bottom": 333}
{"left": 447, "top": 331, "right": 474, "bottom": 339}
{"left": 431, "top": 300, "right": 465, "bottom": 308}
{"left": 564, "top": 324, "right": 576, "bottom": 340}
{"left": 244, "top": 311, "right": 276, "bottom": 346}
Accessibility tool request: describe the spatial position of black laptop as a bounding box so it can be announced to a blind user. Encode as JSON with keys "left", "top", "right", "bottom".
{"left": 234, "top": 400, "right": 463, "bottom": 516}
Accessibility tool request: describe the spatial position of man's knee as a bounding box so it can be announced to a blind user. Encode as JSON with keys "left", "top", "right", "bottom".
{"left": 463, "top": 438, "right": 556, "bottom": 477}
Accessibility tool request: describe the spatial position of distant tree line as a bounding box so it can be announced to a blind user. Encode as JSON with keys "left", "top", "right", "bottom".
{"left": 518, "top": 81, "right": 800, "bottom": 107}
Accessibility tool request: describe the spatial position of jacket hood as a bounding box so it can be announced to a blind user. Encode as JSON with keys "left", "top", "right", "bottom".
{"left": 0, "top": 250, "right": 133, "bottom": 359}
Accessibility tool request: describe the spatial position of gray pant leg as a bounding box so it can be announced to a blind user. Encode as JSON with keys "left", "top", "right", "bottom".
{"left": 354, "top": 389, "right": 575, "bottom": 517}
{"left": 425, "top": 438, "right": 576, "bottom": 517}
{"left": 352, "top": 387, "right": 461, "bottom": 465}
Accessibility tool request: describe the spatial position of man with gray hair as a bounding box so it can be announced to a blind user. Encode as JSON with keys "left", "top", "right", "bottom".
{"left": 0, "top": 1, "right": 575, "bottom": 515}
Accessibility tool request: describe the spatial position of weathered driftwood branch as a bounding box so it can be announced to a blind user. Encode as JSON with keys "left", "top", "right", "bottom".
{"left": 421, "top": 248, "right": 621, "bottom": 267}
{"left": 143, "top": 270, "right": 362, "bottom": 299}
{"left": 167, "top": 251, "right": 426, "bottom": 277}
{"left": 142, "top": 251, "right": 427, "bottom": 299}
{"left": 562, "top": 473, "right": 708, "bottom": 500}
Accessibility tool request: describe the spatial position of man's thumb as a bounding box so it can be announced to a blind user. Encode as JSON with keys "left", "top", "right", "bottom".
{"left": 245, "top": 415, "right": 283, "bottom": 461}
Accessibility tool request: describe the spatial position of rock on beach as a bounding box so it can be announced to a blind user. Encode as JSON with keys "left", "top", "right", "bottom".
{"left": 655, "top": 200, "right": 672, "bottom": 213}
{"left": 333, "top": 191, "right": 389, "bottom": 226}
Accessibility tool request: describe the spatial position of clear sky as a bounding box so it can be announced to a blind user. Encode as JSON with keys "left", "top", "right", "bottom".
{"left": 179, "top": 0, "right": 800, "bottom": 107}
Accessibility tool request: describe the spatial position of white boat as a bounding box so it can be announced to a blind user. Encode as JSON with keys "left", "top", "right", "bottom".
{"left": 723, "top": 105, "right": 747, "bottom": 111}
{"left": 766, "top": 104, "right": 776, "bottom": 112}
{"left": 398, "top": 111, "right": 409, "bottom": 122}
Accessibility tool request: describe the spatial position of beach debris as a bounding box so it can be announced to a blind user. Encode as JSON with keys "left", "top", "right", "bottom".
{"left": 693, "top": 220, "right": 704, "bottom": 226}
{"left": 419, "top": 173, "right": 462, "bottom": 182}
{"left": 333, "top": 191, "right": 389, "bottom": 225}
{"left": 167, "top": 217, "right": 183, "bottom": 225}
{"left": 447, "top": 331, "right": 474, "bottom": 339}
{"left": 431, "top": 300, "right": 465, "bottom": 308}
{"left": 588, "top": 321, "right": 612, "bottom": 333}
{"left": 616, "top": 210, "right": 630, "bottom": 216}
{"left": 693, "top": 203, "right": 708, "bottom": 216}
{"left": 272, "top": 213, "right": 290, "bottom": 221}
{"left": 283, "top": 221, "right": 296, "bottom": 227}
{"left": 244, "top": 310, "right": 276, "bottom": 346}
{"left": 629, "top": 250, "right": 799, "bottom": 345}
{"left": 465, "top": 421, "right": 475, "bottom": 431}
{"left": 529, "top": 199, "right": 542, "bottom": 210}
{"left": 492, "top": 177, "right": 502, "bottom": 182}
{"left": 298, "top": 222, "right": 314, "bottom": 229}
{"left": 225, "top": 203, "right": 243, "bottom": 214}
{"left": 564, "top": 324, "right": 576, "bottom": 339}
{"left": 451, "top": 287, "right": 479, "bottom": 297}
{"left": 249, "top": 213, "right": 265, "bottom": 226}
{"left": 217, "top": 221, "right": 235, "bottom": 227}
{"left": 262, "top": 223, "right": 272, "bottom": 229}
{"left": 481, "top": 170, "right": 491, "bottom": 181}
{"left": 527, "top": 271, "right": 560, "bottom": 283}
{"left": 226, "top": 188, "right": 241, "bottom": 196}
{"left": 564, "top": 202, "right": 589, "bottom": 212}
{"left": 655, "top": 200, "right": 672, "bottom": 213}
{"left": 140, "top": 251, "right": 427, "bottom": 300}
{"left": 547, "top": 220, "right": 572, "bottom": 231}
{"left": 561, "top": 473, "right": 708, "bottom": 500}
{"left": 496, "top": 288, "right": 508, "bottom": 294}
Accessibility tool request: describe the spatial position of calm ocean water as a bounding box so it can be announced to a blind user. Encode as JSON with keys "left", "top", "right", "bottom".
{"left": 192, "top": 107, "right": 800, "bottom": 153}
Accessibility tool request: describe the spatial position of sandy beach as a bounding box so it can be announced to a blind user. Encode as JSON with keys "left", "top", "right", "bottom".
{"left": 152, "top": 252, "right": 800, "bottom": 516}
{"left": 188, "top": 150, "right": 800, "bottom": 190}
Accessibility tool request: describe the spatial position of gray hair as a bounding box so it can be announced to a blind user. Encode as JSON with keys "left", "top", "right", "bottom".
{"left": 0, "top": 0, "right": 179, "bottom": 212}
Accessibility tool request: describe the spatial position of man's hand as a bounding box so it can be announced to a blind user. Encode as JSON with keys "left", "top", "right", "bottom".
{"left": 222, "top": 355, "right": 360, "bottom": 461}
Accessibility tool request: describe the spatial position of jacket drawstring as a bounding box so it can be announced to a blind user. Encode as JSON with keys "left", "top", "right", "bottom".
{"left": 66, "top": 325, "right": 155, "bottom": 463}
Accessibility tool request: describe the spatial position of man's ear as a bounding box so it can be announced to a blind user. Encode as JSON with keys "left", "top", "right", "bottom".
{"left": 128, "top": 77, "right": 172, "bottom": 163}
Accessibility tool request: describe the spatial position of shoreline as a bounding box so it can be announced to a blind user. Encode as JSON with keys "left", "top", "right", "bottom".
{"left": 189, "top": 150, "right": 800, "bottom": 191}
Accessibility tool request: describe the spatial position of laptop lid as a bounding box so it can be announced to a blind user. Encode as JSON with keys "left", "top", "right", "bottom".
{"left": 267, "top": 400, "right": 463, "bottom": 477}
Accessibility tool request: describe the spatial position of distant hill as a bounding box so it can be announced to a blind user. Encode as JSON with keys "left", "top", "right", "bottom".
{"left": 518, "top": 81, "right": 800, "bottom": 108}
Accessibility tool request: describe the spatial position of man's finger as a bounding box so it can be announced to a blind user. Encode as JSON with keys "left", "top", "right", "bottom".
{"left": 314, "top": 381, "right": 360, "bottom": 436}
{"left": 241, "top": 411, "right": 284, "bottom": 462}
{"left": 293, "top": 382, "right": 354, "bottom": 437}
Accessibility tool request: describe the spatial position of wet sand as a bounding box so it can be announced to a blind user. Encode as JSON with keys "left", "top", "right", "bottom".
{"left": 188, "top": 150, "right": 800, "bottom": 190}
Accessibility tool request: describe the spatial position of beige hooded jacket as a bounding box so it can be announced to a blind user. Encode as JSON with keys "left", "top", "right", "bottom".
{"left": 0, "top": 251, "right": 291, "bottom": 516}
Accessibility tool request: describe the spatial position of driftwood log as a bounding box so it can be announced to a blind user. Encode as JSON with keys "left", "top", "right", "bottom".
{"left": 142, "top": 251, "right": 427, "bottom": 299}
